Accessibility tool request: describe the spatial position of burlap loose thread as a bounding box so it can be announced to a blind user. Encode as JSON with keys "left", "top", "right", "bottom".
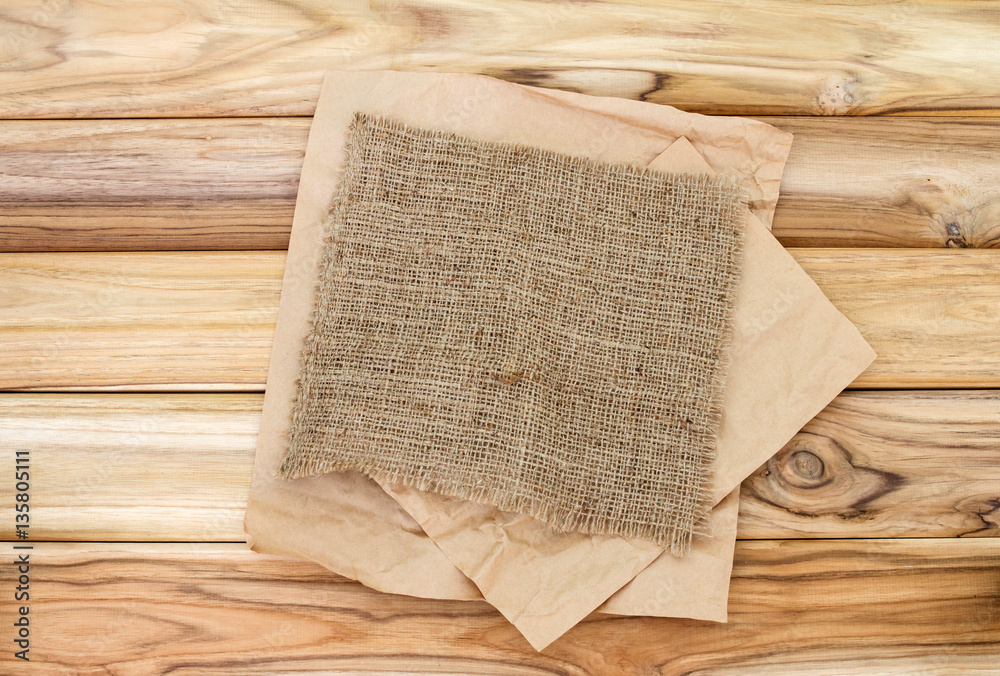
{"left": 276, "top": 113, "right": 746, "bottom": 555}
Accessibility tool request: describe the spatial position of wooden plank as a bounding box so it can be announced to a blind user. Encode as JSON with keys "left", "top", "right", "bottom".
{"left": 738, "top": 390, "right": 1000, "bottom": 539}
{"left": 4, "top": 1, "right": 1000, "bottom": 118}
{"left": 2, "top": 250, "right": 999, "bottom": 390}
{"left": 0, "top": 251, "right": 283, "bottom": 390}
{"left": 768, "top": 117, "right": 1000, "bottom": 248}
{"left": 1, "top": 540, "right": 997, "bottom": 673}
{"left": 0, "top": 394, "right": 258, "bottom": 542}
{"left": 1, "top": 391, "right": 997, "bottom": 542}
{"left": 0, "top": 119, "right": 306, "bottom": 252}
{"left": 4, "top": 117, "right": 1000, "bottom": 252}
{"left": 793, "top": 249, "right": 1000, "bottom": 389}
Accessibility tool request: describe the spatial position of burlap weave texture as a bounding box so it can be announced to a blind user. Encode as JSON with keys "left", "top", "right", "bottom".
{"left": 277, "top": 113, "right": 745, "bottom": 554}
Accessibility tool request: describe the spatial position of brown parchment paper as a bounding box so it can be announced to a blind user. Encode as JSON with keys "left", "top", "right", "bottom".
{"left": 382, "top": 480, "right": 666, "bottom": 651}
{"left": 600, "top": 487, "right": 740, "bottom": 619}
{"left": 245, "top": 71, "right": 876, "bottom": 627}
{"left": 381, "top": 480, "right": 740, "bottom": 650}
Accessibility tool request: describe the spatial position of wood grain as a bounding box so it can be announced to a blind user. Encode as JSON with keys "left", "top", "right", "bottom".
{"left": 0, "top": 394, "right": 259, "bottom": 542}
{"left": 4, "top": 0, "right": 1000, "bottom": 118}
{"left": 793, "top": 249, "right": 1000, "bottom": 388}
{"left": 0, "top": 251, "right": 283, "bottom": 390}
{"left": 5, "top": 117, "right": 1000, "bottom": 252}
{"left": 0, "top": 119, "right": 306, "bottom": 251}
{"left": 738, "top": 390, "right": 1000, "bottom": 539}
{"left": 1, "top": 540, "right": 997, "bottom": 673}
{"left": 3, "top": 2, "right": 997, "bottom": 670}
{"left": 2, "top": 249, "right": 998, "bottom": 390}
{"left": 769, "top": 117, "right": 1000, "bottom": 248}
{"left": 1, "top": 391, "right": 997, "bottom": 542}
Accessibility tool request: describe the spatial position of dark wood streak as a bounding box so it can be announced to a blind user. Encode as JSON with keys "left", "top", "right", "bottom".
{"left": 640, "top": 73, "right": 673, "bottom": 103}
{"left": 489, "top": 68, "right": 585, "bottom": 94}
{"left": 955, "top": 496, "right": 1000, "bottom": 537}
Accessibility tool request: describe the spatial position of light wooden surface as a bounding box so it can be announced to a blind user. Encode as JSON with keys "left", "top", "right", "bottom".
{"left": 0, "top": 251, "right": 282, "bottom": 390}
{"left": 4, "top": 0, "right": 1000, "bottom": 118}
{"left": 1, "top": 540, "right": 997, "bottom": 674}
{"left": 3, "top": 1, "right": 999, "bottom": 672}
{"left": 0, "top": 119, "right": 304, "bottom": 251}
{"left": 794, "top": 249, "right": 1000, "bottom": 388}
{"left": 3, "top": 249, "right": 999, "bottom": 390}
{"left": 4, "top": 117, "right": 1000, "bottom": 252}
{"left": 0, "top": 392, "right": 997, "bottom": 543}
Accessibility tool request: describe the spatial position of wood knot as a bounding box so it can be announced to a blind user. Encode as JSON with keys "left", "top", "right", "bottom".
{"left": 946, "top": 222, "right": 971, "bottom": 248}
{"left": 815, "top": 76, "right": 860, "bottom": 115}
{"left": 743, "top": 432, "right": 904, "bottom": 518}
{"left": 788, "top": 450, "right": 825, "bottom": 484}
{"left": 954, "top": 495, "right": 1000, "bottom": 534}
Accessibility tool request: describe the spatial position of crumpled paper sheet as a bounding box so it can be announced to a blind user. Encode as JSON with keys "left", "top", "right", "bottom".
{"left": 245, "top": 70, "right": 876, "bottom": 648}
{"left": 383, "top": 480, "right": 741, "bottom": 650}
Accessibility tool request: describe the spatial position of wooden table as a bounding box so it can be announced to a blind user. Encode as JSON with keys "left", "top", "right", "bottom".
{"left": 2, "top": 2, "right": 999, "bottom": 673}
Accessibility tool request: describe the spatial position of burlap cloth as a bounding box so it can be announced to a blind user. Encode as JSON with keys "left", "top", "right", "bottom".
{"left": 277, "top": 113, "right": 746, "bottom": 553}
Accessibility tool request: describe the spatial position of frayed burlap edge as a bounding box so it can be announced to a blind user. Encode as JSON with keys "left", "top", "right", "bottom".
{"left": 276, "top": 113, "right": 746, "bottom": 555}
